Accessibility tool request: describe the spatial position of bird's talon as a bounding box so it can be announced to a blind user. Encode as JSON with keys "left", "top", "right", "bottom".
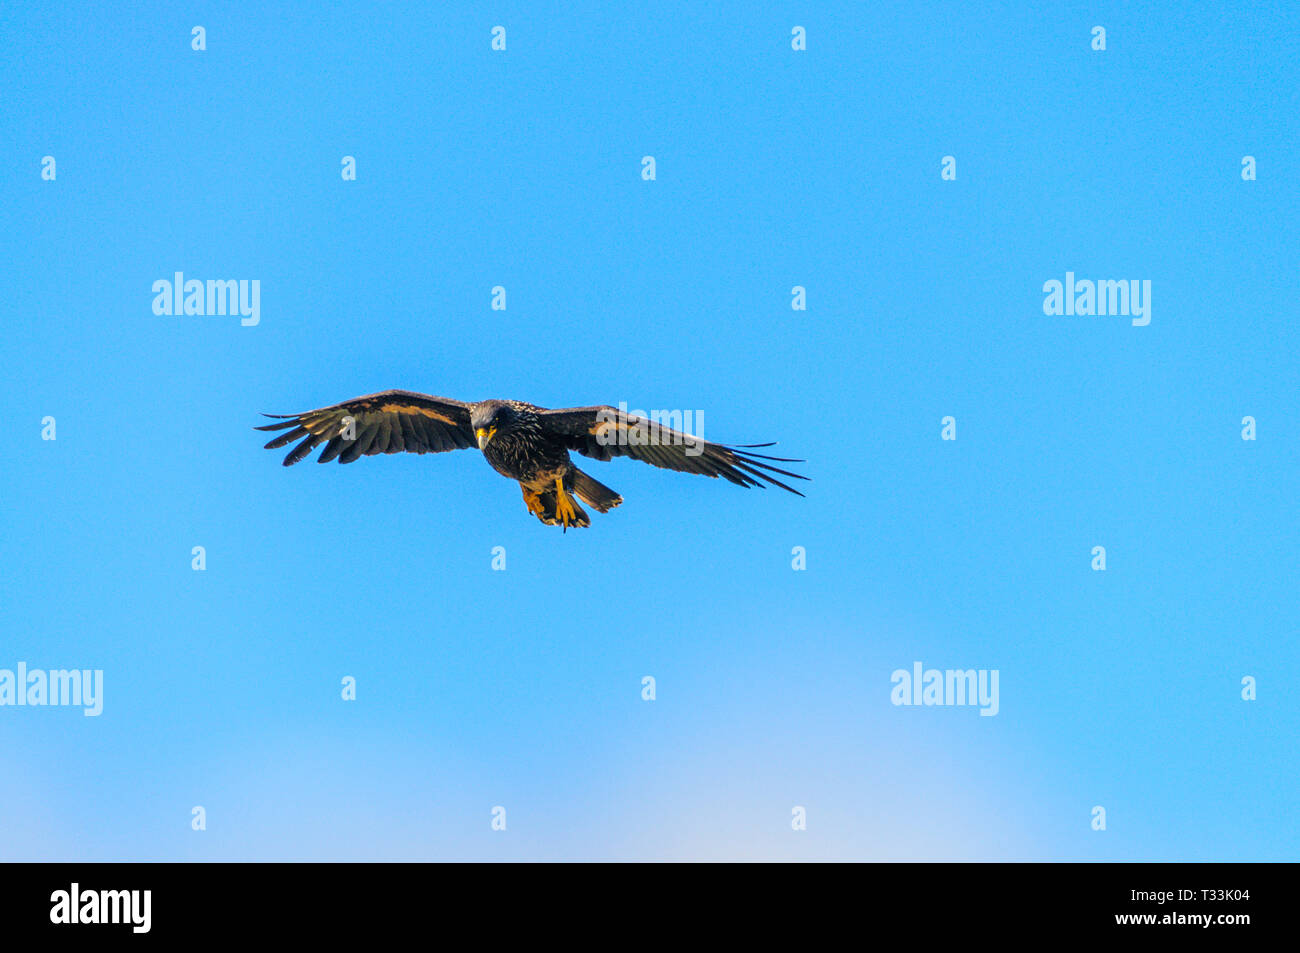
{"left": 522, "top": 487, "right": 546, "bottom": 517}
{"left": 554, "top": 476, "right": 577, "bottom": 529}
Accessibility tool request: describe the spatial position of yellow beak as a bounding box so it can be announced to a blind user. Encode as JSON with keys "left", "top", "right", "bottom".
{"left": 475, "top": 426, "right": 496, "bottom": 450}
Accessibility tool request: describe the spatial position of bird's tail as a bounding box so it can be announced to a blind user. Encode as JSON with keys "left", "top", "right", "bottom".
{"left": 570, "top": 468, "right": 623, "bottom": 513}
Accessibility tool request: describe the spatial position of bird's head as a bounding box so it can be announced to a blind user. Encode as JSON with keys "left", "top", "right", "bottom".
{"left": 471, "top": 400, "right": 516, "bottom": 450}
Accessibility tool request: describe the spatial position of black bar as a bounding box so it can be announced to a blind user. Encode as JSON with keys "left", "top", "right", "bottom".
{"left": 0, "top": 862, "right": 1279, "bottom": 940}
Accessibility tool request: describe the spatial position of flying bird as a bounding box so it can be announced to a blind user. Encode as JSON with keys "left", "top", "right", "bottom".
{"left": 256, "top": 390, "right": 806, "bottom": 530}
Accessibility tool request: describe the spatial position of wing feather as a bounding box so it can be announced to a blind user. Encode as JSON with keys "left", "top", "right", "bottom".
{"left": 256, "top": 390, "right": 475, "bottom": 466}
{"left": 538, "top": 406, "right": 807, "bottom": 495}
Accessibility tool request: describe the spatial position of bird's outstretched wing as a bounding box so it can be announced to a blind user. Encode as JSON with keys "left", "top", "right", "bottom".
{"left": 255, "top": 390, "right": 475, "bottom": 466}
{"left": 538, "top": 406, "right": 808, "bottom": 495}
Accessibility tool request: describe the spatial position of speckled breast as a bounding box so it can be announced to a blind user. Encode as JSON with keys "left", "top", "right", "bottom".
{"left": 483, "top": 433, "right": 571, "bottom": 484}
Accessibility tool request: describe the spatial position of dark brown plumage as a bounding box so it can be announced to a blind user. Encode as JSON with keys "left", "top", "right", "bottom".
{"left": 256, "top": 390, "right": 806, "bottom": 530}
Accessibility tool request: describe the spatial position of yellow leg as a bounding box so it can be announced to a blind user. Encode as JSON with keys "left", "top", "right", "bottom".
{"left": 522, "top": 485, "right": 545, "bottom": 517}
{"left": 553, "top": 476, "right": 578, "bottom": 529}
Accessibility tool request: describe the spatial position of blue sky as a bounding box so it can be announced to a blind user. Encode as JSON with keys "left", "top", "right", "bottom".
{"left": 1, "top": 1, "right": 1296, "bottom": 860}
